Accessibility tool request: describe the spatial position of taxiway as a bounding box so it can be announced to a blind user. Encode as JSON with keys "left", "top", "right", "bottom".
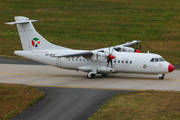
{"left": 1, "top": 57, "right": 180, "bottom": 120}
{"left": 0, "top": 64, "right": 180, "bottom": 91}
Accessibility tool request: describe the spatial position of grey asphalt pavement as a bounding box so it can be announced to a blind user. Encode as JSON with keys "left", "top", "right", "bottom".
{"left": 0, "top": 57, "right": 131, "bottom": 120}
{"left": 0, "top": 57, "right": 45, "bottom": 65}
{"left": 12, "top": 87, "right": 131, "bottom": 120}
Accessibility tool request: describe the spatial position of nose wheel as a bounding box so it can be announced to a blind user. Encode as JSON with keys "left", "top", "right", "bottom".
{"left": 158, "top": 74, "right": 165, "bottom": 80}
{"left": 159, "top": 76, "right": 164, "bottom": 80}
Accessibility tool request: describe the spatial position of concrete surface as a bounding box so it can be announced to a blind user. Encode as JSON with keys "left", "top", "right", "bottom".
{"left": 0, "top": 57, "right": 180, "bottom": 120}
{"left": 0, "top": 64, "right": 180, "bottom": 91}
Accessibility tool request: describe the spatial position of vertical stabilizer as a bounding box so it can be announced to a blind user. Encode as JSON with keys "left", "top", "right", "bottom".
{"left": 6, "top": 16, "right": 70, "bottom": 51}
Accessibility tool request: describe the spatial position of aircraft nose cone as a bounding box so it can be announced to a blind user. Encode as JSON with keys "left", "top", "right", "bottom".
{"left": 168, "top": 64, "right": 175, "bottom": 73}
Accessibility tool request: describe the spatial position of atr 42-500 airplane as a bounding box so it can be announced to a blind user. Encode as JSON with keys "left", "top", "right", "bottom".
{"left": 6, "top": 16, "right": 175, "bottom": 79}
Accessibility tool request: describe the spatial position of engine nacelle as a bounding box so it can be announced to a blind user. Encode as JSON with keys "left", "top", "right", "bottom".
{"left": 91, "top": 52, "right": 108, "bottom": 62}
{"left": 98, "top": 66, "right": 116, "bottom": 74}
{"left": 114, "top": 46, "right": 136, "bottom": 52}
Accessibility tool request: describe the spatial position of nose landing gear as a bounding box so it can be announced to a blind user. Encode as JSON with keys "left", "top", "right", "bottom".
{"left": 158, "top": 74, "right": 165, "bottom": 80}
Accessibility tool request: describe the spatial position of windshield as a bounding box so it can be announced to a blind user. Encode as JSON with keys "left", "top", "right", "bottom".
{"left": 159, "top": 58, "right": 165, "bottom": 61}
{"left": 150, "top": 58, "right": 165, "bottom": 62}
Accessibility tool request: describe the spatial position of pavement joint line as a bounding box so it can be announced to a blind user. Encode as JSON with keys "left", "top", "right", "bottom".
{"left": 28, "top": 84, "right": 146, "bottom": 91}
{"left": 0, "top": 72, "right": 180, "bottom": 81}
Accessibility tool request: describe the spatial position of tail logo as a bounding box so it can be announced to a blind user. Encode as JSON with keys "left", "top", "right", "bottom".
{"left": 32, "top": 38, "right": 40, "bottom": 47}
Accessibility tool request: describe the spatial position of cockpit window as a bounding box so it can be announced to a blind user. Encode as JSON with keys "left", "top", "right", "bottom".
{"left": 150, "top": 58, "right": 165, "bottom": 62}
{"left": 155, "top": 58, "right": 159, "bottom": 62}
{"left": 150, "top": 58, "right": 154, "bottom": 62}
{"left": 159, "top": 58, "right": 165, "bottom": 61}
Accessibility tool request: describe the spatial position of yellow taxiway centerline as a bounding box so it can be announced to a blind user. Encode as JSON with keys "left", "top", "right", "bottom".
{"left": 0, "top": 72, "right": 180, "bottom": 81}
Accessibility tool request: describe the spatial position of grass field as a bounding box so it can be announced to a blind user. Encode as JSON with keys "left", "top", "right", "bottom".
{"left": 0, "top": 0, "right": 180, "bottom": 64}
{"left": 89, "top": 90, "right": 180, "bottom": 120}
{"left": 0, "top": 84, "right": 45, "bottom": 120}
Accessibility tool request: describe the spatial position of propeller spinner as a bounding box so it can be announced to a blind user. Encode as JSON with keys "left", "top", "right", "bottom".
{"left": 134, "top": 38, "right": 142, "bottom": 53}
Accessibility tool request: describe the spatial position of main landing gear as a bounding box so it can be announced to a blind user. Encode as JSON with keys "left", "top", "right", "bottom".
{"left": 158, "top": 74, "right": 165, "bottom": 80}
{"left": 87, "top": 70, "right": 97, "bottom": 79}
{"left": 87, "top": 73, "right": 96, "bottom": 79}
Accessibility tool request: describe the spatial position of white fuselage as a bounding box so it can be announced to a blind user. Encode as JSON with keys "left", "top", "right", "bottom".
{"left": 15, "top": 50, "right": 170, "bottom": 75}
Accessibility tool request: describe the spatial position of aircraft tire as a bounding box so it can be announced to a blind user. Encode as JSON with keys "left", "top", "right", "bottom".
{"left": 159, "top": 76, "right": 164, "bottom": 80}
{"left": 87, "top": 74, "right": 95, "bottom": 79}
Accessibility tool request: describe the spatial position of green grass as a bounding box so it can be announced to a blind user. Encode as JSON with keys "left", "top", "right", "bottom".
{"left": 0, "top": 0, "right": 180, "bottom": 64}
{"left": 0, "top": 84, "right": 45, "bottom": 120}
{"left": 89, "top": 90, "right": 180, "bottom": 120}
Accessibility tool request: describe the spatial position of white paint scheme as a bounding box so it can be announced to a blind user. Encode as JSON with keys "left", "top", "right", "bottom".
{"left": 6, "top": 16, "right": 174, "bottom": 79}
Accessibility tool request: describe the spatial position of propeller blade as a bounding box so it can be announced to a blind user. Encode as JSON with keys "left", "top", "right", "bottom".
{"left": 106, "top": 43, "right": 115, "bottom": 68}
{"left": 110, "top": 59, "right": 113, "bottom": 68}
{"left": 136, "top": 40, "right": 139, "bottom": 49}
{"left": 109, "top": 43, "right": 110, "bottom": 54}
{"left": 138, "top": 45, "right": 142, "bottom": 50}
{"left": 107, "top": 59, "right": 109, "bottom": 67}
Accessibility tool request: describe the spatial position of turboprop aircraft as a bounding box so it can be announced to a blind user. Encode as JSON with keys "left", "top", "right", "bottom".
{"left": 5, "top": 16, "right": 175, "bottom": 79}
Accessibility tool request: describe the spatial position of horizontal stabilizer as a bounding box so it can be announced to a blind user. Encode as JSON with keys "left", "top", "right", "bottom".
{"left": 5, "top": 20, "right": 38, "bottom": 25}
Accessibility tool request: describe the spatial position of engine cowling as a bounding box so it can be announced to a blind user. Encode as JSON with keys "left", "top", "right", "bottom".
{"left": 91, "top": 52, "right": 108, "bottom": 62}
{"left": 114, "top": 46, "right": 141, "bottom": 53}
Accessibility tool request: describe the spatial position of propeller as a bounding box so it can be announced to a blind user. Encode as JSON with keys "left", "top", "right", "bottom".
{"left": 107, "top": 44, "right": 115, "bottom": 68}
{"left": 134, "top": 37, "right": 142, "bottom": 53}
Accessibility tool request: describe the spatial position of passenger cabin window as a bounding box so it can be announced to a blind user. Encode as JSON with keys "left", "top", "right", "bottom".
{"left": 122, "top": 60, "right": 124, "bottom": 63}
{"left": 118, "top": 60, "right": 120, "bottom": 63}
{"left": 114, "top": 60, "right": 116, "bottom": 63}
{"left": 126, "top": 60, "right": 128, "bottom": 64}
{"left": 130, "top": 60, "right": 132, "bottom": 64}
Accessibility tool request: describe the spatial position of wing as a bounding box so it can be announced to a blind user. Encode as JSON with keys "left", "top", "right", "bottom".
{"left": 54, "top": 51, "right": 93, "bottom": 59}
{"left": 114, "top": 40, "right": 141, "bottom": 51}
{"left": 54, "top": 40, "right": 141, "bottom": 59}
{"left": 61, "top": 51, "right": 93, "bottom": 58}
{"left": 54, "top": 50, "right": 108, "bottom": 62}
{"left": 94, "top": 40, "right": 141, "bottom": 52}
{"left": 120, "top": 40, "right": 141, "bottom": 47}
